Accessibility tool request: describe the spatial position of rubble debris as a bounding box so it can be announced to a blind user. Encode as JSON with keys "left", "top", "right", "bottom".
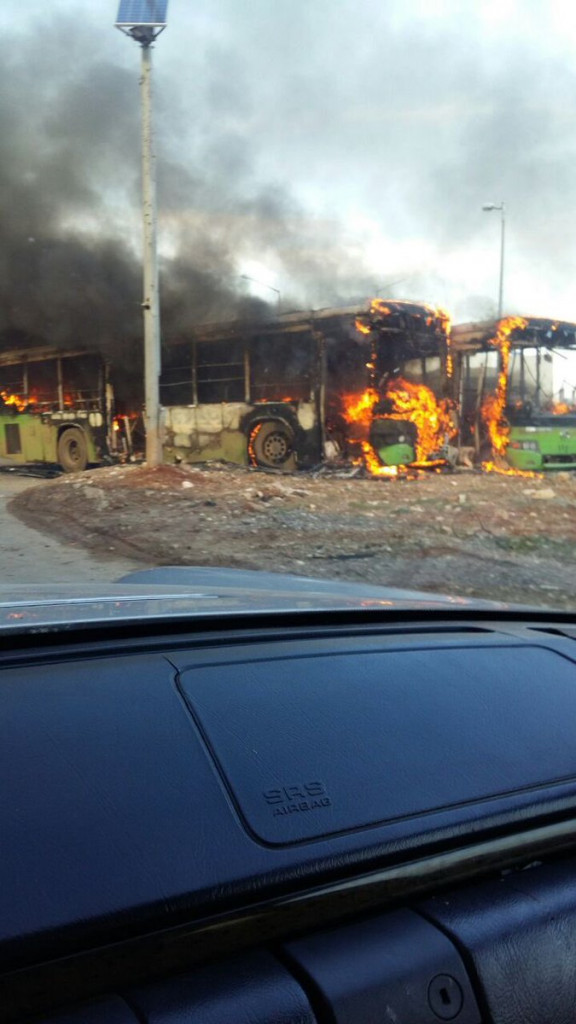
{"left": 0, "top": 464, "right": 62, "bottom": 479}
{"left": 7, "top": 461, "right": 576, "bottom": 611}
{"left": 523, "top": 488, "right": 556, "bottom": 500}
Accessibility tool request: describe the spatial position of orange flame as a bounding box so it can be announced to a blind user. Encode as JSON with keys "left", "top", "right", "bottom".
{"left": 342, "top": 379, "right": 455, "bottom": 474}
{"left": 480, "top": 316, "right": 528, "bottom": 457}
{"left": 549, "top": 400, "right": 573, "bottom": 415}
{"left": 347, "top": 301, "right": 456, "bottom": 475}
{"left": 436, "top": 306, "right": 453, "bottom": 377}
{"left": 0, "top": 389, "right": 79, "bottom": 411}
{"left": 259, "top": 396, "right": 299, "bottom": 404}
{"left": 0, "top": 390, "right": 30, "bottom": 412}
{"left": 435, "top": 306, "right": 451, "bottom": 333}
{"left": 247, "top": 422, "right": 263, "bottom": 466}
{"left": 355, "top": 318, "right": 371, "bottom": 335}
{"left": 383, "top": 377, "right": 456, "bottom": 462}
{"left": 371, "top": 299, "right": 392, "bottom": 316}
{"left": 342, "top": 387, "right": 380, "bottom": 427}
{"left": 481, "top": 460, "right": 540, "bottom": 479}
{"left": 360, "top": 441, "right": 399, "bottom": 476}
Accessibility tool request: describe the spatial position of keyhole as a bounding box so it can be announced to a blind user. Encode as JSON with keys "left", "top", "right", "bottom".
{"left": 440, "top": 987, "right": 451, "bottom": 1006}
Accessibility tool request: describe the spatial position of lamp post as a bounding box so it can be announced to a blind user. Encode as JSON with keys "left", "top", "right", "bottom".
{"left": 240, "top": 275, "right": 281, "bottom": 311}
{"left": 482, "top": 202, "right": 506, "bottom": 320}
{"left": 116, "top": 1, "right": 169, "bottom": 467}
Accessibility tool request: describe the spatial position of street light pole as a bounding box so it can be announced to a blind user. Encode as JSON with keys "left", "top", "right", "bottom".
{"left": 482, "top": 202, "right": 506, "bottom": 319}
{"left": 140, "top": 40, "right": 162, "bottom": 466}
{"left": 116, "top": 2, "right": 169, "bottom": 467}
{"left": 240, "top": 275, "right": 281, "bottom": 311}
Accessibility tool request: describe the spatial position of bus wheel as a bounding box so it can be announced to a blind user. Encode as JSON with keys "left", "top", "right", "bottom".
{"left": 58, "top": 428, "right": 88, "bottom": 473}
{"left": 250, "top": 421, "right": 294, "bottom": 468}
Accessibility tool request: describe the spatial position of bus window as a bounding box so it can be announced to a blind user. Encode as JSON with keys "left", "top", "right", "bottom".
{"left": 403, "top": 356, "right": 443, "bottom": 392}
{"left": 61, "top": 354, "right": 103, "bottom": 408}
{"left": 250, "top": 335, "right": 314, "bottom": 402}
{"left": 27, "top": 360, "right": 59, "bottom": 408}
{"left": 160, "top": 345, "right": 194, "bottom": 406}
{"left": 196, "top": 341, "right": 245, "bottom": 403}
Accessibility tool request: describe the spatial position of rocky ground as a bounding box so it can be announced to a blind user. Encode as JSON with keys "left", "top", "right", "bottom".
{"left": 9, "top": 461, "right": 576, "bottom": 609}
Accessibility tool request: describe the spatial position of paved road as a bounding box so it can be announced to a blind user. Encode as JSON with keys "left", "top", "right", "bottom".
{"left": 0, "top": 473, "right": 148, "bottom": 583}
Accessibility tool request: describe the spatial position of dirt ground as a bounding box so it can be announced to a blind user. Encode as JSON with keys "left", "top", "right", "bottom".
{"left": 0, "top": 472, "right": 146, "bottom": 583}
{"left": 9, "top": 461, "right": 576, "bottom": 610}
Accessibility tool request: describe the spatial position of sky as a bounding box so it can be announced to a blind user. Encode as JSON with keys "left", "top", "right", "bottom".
{"left": 2, "top": 0, "right": 576, "bottom": 388}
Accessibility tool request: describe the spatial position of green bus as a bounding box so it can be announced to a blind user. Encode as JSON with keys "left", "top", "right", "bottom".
{"left": 451, "top": 317, "right": 576, "bottom": 470}
{"left": 0, "top": 348, "right": 131, "bottom": 472}
{"left": 506, "top": 410, "right": 576, "bottom": 472}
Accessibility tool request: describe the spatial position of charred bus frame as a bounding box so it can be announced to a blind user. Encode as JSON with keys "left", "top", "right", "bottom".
{"left": 160, "top": 301, "right": 451, "bottom": 470}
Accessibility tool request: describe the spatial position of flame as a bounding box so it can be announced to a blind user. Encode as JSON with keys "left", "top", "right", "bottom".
{"left": 355, "top": 318, "right": 371, "bottom": 335}
{"left": 0, "top": 389, "right": 79, "bottom": 411}
{"left": 482, "top": 460, "right": 540, "bottom": 479}
{"left": 354, "top": 299, "right": 402, "bottom": 334}
{"left": 383, "top": 378, "right": 456, "bottom": 462}
{"left": 549, "top": 401, "right": 572, "bottom": 415}
{"left": 342, "top": 379, "right": 455, "bottom": 474}
{"left": 342, "top": 387, "right": 380, "bottom": 427}
{"left": 0, "top": 390, "right": 31, "bottom": 412}
{"left": 347, "top": 299, "right": 456, "bottom": 476}
{"left": 411, "top": 459, "right": 449, "bottom": 469}
{"left": 435, "top": 306, "right": 451, "bottom": 332}
{"left": 371, "top": 299, "right": 392, "bottom": 316}
{"left": 480, "top": 316, "right": 528, "bottom": 457}
{"left": 248, "top": 422, "right": 263, "bottom": 465}
{"left": 436, "top": 306, "right": 453, "bottom": 377}
{"left": 258, "top": 396, "right": 299, "bottom": 403}
{"left": 360, "top": 441, "right": 399, "bottom": 476}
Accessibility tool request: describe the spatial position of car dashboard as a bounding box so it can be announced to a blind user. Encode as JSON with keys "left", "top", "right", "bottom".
{"left": 3, "top": 583, "right": 576, "bottom": 1023}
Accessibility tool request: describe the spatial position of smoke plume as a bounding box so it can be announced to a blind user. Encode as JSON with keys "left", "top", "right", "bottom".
{"left": 0, "top": 10, "right": 383, "bottom": 410}
{"left": 2, "top": 0, "right": 576, "bottom": 404}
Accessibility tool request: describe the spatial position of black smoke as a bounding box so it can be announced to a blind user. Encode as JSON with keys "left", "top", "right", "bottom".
{"left": 3, "top": 0, "right": 572, "bottom": 403}
{"left": 0, "top": 11, "right": 383, "bottom": 409}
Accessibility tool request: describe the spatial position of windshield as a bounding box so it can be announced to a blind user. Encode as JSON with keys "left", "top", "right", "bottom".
{"left": 1, "top": 0, "right": 575, "bottom": 612}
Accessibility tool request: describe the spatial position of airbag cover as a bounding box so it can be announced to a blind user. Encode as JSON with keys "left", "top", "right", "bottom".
{"left": 179, "top": 644, "right": 576, "bottom": 845}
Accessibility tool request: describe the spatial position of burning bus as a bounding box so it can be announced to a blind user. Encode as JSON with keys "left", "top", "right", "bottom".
{"left": 0, "top": 348, "right": 132, "bottom": 472}
{"left": 5, "top": 308, "right": 574, "bottom": 478}
{"left": 160, "top": 299, "right": 456, "bottom": 474}
{"left": 451, "top": 316, "right": 576, "bottom": 472}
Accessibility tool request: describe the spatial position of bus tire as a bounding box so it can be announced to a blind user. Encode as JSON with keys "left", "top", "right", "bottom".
{"left": 58, "top": 427, "right": 88, "bottom": 473}
{"left": 250, "top": 420, "right": 294, "bottom": 468}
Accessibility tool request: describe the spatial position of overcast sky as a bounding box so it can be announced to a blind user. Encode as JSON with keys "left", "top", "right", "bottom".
{"left": 3, "top": 0, "right": 576, "bottom": 369}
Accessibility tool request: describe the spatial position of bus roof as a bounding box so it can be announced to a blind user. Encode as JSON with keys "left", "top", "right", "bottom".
{"left": 451, "top": 317, "right": 576, "bottom": 353}
{"left": 190, "top": 299, "right": 447, "bottom": 343}
{"left": 0, "top": 347, "right": 106, "bottom": 368}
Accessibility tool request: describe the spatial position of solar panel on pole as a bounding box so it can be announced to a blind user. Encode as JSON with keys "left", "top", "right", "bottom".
{"left": 115, "top": 0, "right": 168, "bottom": 28}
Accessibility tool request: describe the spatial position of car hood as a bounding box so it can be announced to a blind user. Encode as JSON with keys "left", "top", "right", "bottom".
{"left": 0, "top": 566, "right": 530, "bottom": 634}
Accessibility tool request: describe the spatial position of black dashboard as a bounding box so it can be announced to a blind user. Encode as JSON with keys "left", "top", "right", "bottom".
{"left": 3, "top": 572, "right": 576, "bottom": 1022}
